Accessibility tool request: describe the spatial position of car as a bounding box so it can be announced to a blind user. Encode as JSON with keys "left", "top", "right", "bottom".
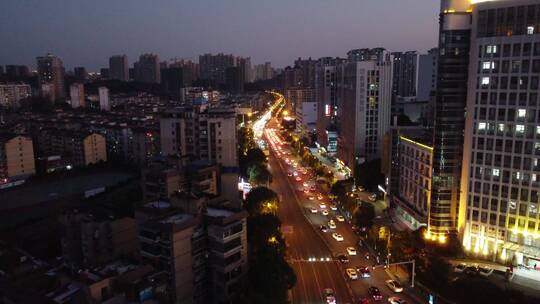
{"left": 308, "top": 196, "right": 315, "bottom": 201}
{"left": 385, "top": 280, "right": 403, "bottom": 293}
{"left": 322, "top": 209, "right": 329, "bottom": 216}
{"left": 324, "top": 288, "right": 336, "bottom": 304}
{"left": 388, "top": 297, "right": 407, "bottom": 304}
{"left": 346, "top": 247, "right": 357, "bottom": 255}
{"left": 332, "top": 233, "right": 344, "bottom": 241}
{"left": 303, "top": 189, "right": 310, "bottom": 194}
{"left": 310, "top": 186, "right": 316, "bottom": 191}
{"left": 368, "top": 194, "right": 377, "bottom": 202}
{"left": 303, "top": 182, "right": 309, "bottom": 187}
{"left": 464, "top": 265, "right": 479, "bottom": 275}
{"left": 329, "top": 204, "right": 338, "bottom": 211}
{"left": 293, "top": 171, "right": 298, "bottom": 176}
{"left": 454, "top": 263, "right": 467, "bottom": 273}
{"left": 365, "top": 253, "right": 370, "bottom": 260}
{"left": 317, "top": 194, "right": 324, "bottom": 200}
{"left": 310, "top": 208, "right": 318, "bottom": 213}
{"left": 320, "top": 225, "right": 328, "bottom": 232}
{"left": 336, "top": 215, "right": 345, "bottom": 222}
{"left": 346, "top": 268, "right": 358, "bottom": 280}
{"left": 337, "top": 254, "right": 349, "bottom": 263}
{"left": 295, "top": 177, "right": 302, "bottom": 182}
{"left": 368, "top": 286, "right": 383, "bottom": 301}
{"left": 328, "top": 220, "right": 336, "bottom": 229}
{"left": 357, "top": 266, "right": 371, "bottom": 278}
{"left": 319, "top": 203, "right": 327, "bottom": 209}
{"left": 479, "top": 267, "right": 494, "bottom": 277}
{"left": 287, "top": 172, "right": 293, "bottom": 177}
{"left": 358, "top": 186, "right": 365, "bottom": 192}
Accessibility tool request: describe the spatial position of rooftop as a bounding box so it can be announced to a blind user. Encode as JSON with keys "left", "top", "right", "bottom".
{"left": 160, "top": 213, "right": 193, "bottom": 225}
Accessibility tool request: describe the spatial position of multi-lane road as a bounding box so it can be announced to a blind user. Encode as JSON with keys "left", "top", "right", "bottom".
{"left": 264, "top": 117, "right": 421, "bottom": 304}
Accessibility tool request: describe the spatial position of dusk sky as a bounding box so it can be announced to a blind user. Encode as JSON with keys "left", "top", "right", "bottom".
{"left": 0, "top": 0, "right": 439, "bottom": 71}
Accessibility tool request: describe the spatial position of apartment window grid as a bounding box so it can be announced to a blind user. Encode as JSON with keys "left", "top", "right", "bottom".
{"left": 398, "top": 142, "right": 432, "bottom": 215}
{"left": 468, "top": 38, "right": 540, "bottom": 244}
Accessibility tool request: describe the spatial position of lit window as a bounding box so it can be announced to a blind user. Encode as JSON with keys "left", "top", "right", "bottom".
{"left": 509, "top": 201, "right": 517, "bottom": 209}
{"left": 533, "top": 174, "right": 538, "bottom": 182}
{"left": 518, "top": 109, "right": 527, "bottom": 117}
{"left": 516, "top": 125, "right": 525, "bottom": 133}
{"left": 528, "top": 26, "right": 535, "bottom": 35}
{"left": 535, "top": 159, "right": 538, "bottom": 166}
{"left": 498, "top": 124, "right": 505, "bottom": 132}
{"left": 481, "top": 77, "right": 490, "bottom": 85}
{"left": 537, "top": 126, "right": 540, "bottom": 135}
{"left": 516, "top": 172, "right": 521, "bottom": 180}
{"left": 486, "top": 45, "right": 497, "bottom": 54}
{"left": 478, "top": 122, "right": 487, "bottom": 130}
{"left": 493, "top": 168, "right": 500, "bottom": 177}
{"left": 482, "top": 61, "right": 494, "bottom": 70}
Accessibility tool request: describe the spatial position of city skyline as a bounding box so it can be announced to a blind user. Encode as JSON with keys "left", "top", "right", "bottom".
{"left": 0, "top": 0, "right": 438, "bottom": 70}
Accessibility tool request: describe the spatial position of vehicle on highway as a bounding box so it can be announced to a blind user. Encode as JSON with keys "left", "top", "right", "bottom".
{"left": 332, "top": 233, "right": 344, "bottom": 241}
{"left": 303, "top": 182, "right": 309, "bottom": 187}
{"left": 310, "top": 208, "right": 318, "bottom": 213}
{"left": 357, "top": 266, "right": 371, "bottom": 278}
{"left": 365, "top": 253, "right": 370, "bottom": 260}
{"left": 295, "top": 177, "right": 302, "bottom": 182}
{"left": 329, "top": 204, "right": 337, "bottom": 211}
{"left": 310, "top": 185, "right": 316, "bottom": 191}
{"left": 322, "top": 209, "right": 329, "bottom": 216}
{"left": 287, "top": 172, "right": 293, "bottom": 177}
{"left": 303, "top": 189, "right": 310, "bottom": 194}
{"left": 464, "top": 265, "right": 479, "bottom": 275}
{"left": 308, "top": 196, "right": 315, "bottom": 201}
{"left": 320, "top": 225, "right": 328, "bottom": 232}
{"left": 385, "top": 280, "right": 403, "bottom": 293}
{"left": 479, "top": 267, "right": 493, "bottom": 277}
{"left": 336, "top": 215, "right": 345, "bottom": 222}
{"left": 328, "top": 220, "right": 336, "bottom": 229}
{"left": 317, "top": 194, "right": 324, "bottom": 200}
{"left": 337, "top": 254, "right": 349, "bottom": 263}
{"left": 368, "top": 194, "right": 377, "bottom": 201}
{"left": 319, "top": 203, "right": 327, "bottom": 209}
{"left": 358, "top": 186, "right": 365, "bottom": 192}
{"left": 368, "top": 286, "right": 383, "bottom": 301}
{"left": 454, "top": 263, "right": 467, "bottom": 273}
{"left": 346, "top": 268, "right": 358, "bottom": 280}
{"left": 388, "top": 297, "right": 407, "bottom": 304}
{"left": 346, "top": 247, "right": 357, "bottom": 255}
{"left": 324, "top": 288, "right": 336, "bottom": 304}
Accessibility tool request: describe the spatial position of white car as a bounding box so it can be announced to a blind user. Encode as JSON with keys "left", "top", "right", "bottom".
{"left": 346, "top": 247, "right": 357, "bottom": 255}
{"left": 388, "top": 297, "right": 407, "bottom": 304}
{"left": 479, "top": 267, "right": 494, "bottom": 277}
{"left": 310, "top": 208, "right": 318, "bottom": 213}
{"left": 328, "top": 220, "right": 336, "bottom": 229}
{"left": 346, "top": 268, "right": 358, "bottom": 280}
{"left": 324, "top": 288, "right": 336, "bottom": 304}
{"left": 386, "top": 280, "right": 403, "bottom": 293}
{"left": 329, "top": 204, "right": 338, "bottom": 211}
{"left": 368, "top": 194, "right": 377, "bottom": 202}
{"left": 319, "top": 203, "right": 327, "bottom": 209}
{"left": 332, "top": 233, "right": 344, "bottom": 241}
{"left": 322, "top": 210, "right": 329, "bottom": 216}
{"left": 336, "top": 215, "right": 345, "bottom": 222}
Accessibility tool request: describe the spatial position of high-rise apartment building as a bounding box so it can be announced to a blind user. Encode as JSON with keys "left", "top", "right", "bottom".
{"left": 426, "top": 0, "right": 472, "bottom": 241}
{"left": 391, "top": 51, "right": 419, "bottom": 100}
{"left": 236, "top": 56, "right": 252, "bottom": 83}
{"left": 69, "top": 83, "right": 85, "bottom": 108}
{"left": 37, "top": 54, "right": 65, "bottom": 101}
{"left": 254, "top": 62, "right": 273, "bottom": 81}
{"left": 134, "top": 54, "right": 160, "bottom": 83}
{"left": 336, "top": 49, "right": 393, "bottom": 174}
{"left": 109, "top": 55, "right": 129, "bottom": 81}
{"left": 315, "top": 57, "right": 345, "bottom": 154}
{"left": 199, "top": 53, "right": 235, "bottom": 85}
{"left": 460, "top": 0, "right": 540, "bottom": 266}
{"left": 160, "top": 103, "right": 238, "bottom": 169}
{"left": 73, "top": 67, "right": 87, "bottom": 81}
{"left": 99, "top": 86, "right": 110, "bottom": 111}
{"left": 5, "top": 65, "right": 30, "bottom": 78}
{"left": 417, "top": 48, "right": 439, "bottom": 102}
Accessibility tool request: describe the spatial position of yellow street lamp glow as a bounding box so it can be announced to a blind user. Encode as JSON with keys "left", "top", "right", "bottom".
{"left": 438, "top": 235, "right": 447, "bottom": 244}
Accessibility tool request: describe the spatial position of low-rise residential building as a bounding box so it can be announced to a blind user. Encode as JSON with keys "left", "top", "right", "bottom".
{"left": 38, "top": 129, "right": 107, "bottom": 167}
{"left": 0, "top": 133, "right": 36, "bottom": 182}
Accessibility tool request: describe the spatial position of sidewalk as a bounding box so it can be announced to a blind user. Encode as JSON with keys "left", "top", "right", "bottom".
{"left": 308, "top": 147, "right": 349, "bottom": 180}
